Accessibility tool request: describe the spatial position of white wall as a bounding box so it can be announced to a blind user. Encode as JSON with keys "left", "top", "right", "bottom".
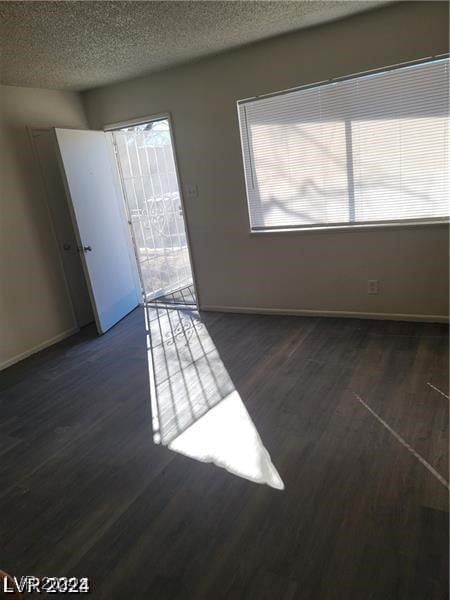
{"left": 0, "top": 85, "right": 88, "bottom": 369}
{"left": 84, "top": 1, "right": 449, "bottom": 321}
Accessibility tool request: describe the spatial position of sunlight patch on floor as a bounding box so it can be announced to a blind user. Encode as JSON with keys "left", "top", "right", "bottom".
{"left": 168, "top": 390, "right": 284, "bottom": 490}
{"left": 145, "top": 305, "right": 284, "bottom": 490}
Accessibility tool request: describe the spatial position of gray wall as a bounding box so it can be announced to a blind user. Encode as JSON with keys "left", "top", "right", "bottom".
{"left": 0, "top": 85, "right": 88, "bottom": 369}
{"left": 84, "top": 1, "right": 449, "bottom": 320}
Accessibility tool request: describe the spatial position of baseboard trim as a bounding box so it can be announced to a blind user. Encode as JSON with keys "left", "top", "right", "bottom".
{"left": 0, "top": 326, "right": 79, "bottom": 371}
{"left": 200, "top": 305, "right": 449, "bottom": 324}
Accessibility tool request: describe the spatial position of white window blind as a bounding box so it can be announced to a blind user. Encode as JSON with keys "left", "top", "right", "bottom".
{"left": 238, "top": 57, "right": 449, "bottom": 231}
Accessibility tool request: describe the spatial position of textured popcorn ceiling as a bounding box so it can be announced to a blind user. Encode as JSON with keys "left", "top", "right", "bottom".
{"left": 0, "top": 1, "right": 388, "bottom": 91}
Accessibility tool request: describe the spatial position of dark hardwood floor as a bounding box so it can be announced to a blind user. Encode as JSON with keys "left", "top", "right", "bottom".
{"left": 0, "top": 307, "right": 448, "bottom": 599}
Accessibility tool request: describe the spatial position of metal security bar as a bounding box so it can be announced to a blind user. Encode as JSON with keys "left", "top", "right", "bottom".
{"left": 112, "top": 119, "right": 193, "bottom": 301}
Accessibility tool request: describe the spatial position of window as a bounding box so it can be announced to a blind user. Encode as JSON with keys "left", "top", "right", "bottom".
{"left": 238, "top": 57, "right": 449, "bottom": 231}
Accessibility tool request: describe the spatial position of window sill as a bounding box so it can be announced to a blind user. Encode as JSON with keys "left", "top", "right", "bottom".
{"left": 249, "top": 220, "right": 449, "bottom": 236}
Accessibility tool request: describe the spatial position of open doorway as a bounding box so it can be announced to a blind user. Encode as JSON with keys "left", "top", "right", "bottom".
{"left": 32, "top": 119, "right": 196, "bottom": 337}
{"left": 111, "top": 118, "right": 195, "bottom": 306}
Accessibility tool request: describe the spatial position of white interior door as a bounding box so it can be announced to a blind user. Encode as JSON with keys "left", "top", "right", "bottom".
{"left": 55, "top": 128, "right": 140, "bottom": 334}
{"left": 31, "top": 128, "right": 94, "bottom": 327}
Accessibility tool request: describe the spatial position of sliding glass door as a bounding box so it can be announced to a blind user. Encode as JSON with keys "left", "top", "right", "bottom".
{"left": 112, "top": 119, "right": 194, "bottom": 301}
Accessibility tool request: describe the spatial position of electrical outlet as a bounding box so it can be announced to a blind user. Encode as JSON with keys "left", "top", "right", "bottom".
{"left": 367, "top": 279, "right": 379, "bottom": 295}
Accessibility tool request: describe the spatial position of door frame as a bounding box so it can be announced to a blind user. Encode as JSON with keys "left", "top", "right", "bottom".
{"left": 104, "top": 113, "right": 201, "bottom": 308}
{"left": 28, "top": 126, "right": 80, "bottom": 330}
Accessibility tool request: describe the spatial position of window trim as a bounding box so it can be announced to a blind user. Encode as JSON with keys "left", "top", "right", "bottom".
{"left": 237, "top": 54, "right": 450, "bottom": 235}
{"left": 248, "top": 219, "right": 449, "bottom": 237}
{"left": 237, "top": 54, "right": 449, "bottom": 107}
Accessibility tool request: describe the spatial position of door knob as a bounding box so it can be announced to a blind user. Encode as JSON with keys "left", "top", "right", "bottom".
{"left": 78, "top": 245, "right": 92, "bottom": 253}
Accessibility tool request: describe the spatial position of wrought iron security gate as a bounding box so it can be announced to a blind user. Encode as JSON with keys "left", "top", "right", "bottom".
{"left": 112, "top": 118, "right": 194, "bottom": 302}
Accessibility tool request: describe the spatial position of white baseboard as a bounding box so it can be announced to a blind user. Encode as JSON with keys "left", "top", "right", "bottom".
{"left": 0, "top": 326, "right": 79, "bottom": 371}
{"left": 200, "top": 305, "right": 449, "bottom": 324}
